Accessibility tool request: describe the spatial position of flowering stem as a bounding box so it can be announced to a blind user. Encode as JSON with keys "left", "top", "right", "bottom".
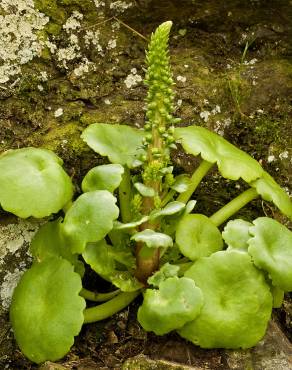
{"left": 119, "top": 167, "right": 132, "bottom": 223}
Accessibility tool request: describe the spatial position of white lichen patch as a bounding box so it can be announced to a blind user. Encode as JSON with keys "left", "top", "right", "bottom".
{"left": 63, "top": 11, "right": 83, "bottom": 32}
{"left": 54, "top": 108, "right": 64, "bottom": 117}
{"left": 200, "top": 104, "right": 222, "bottom": 123}
{"left": 0, "top": 219, "right": 41, "bottom": 309}
{"left": 214, "top": 118, "right": 231, "bottom": 136}
{"left": 267, "top": 155, "right": 276, "bottom": 163}
{"left": 93, "top": 0, "right": 105, "bottom": 8}
{"left": 176, "top": 75, "right": 187, "bottom": 83}
{"left": 0, "top": 0, "right": 49, "bottom": 84}
{"left": 110, "top": 1, "right": 133, "bottom": 12}
{"left": 56, "top": 34, "right": 81, "bottom": 69}
{"left": 0, "top": 269, "right": 24, "bottom": 310}
{"left": 107, "top": 38, "right": 117, "bottom": 49}
{"left": 200, "top": 111, "right": 211, "bottom": 122}
{"left": 279, "top": 151, "right": 289, "bottom": 160}
{"left": 243, "top": 58, "right": 258, "bottom": 66}
{"left": 39, "top": 71, "right": 48, "bottom": 82}
{"left": 84, "top": 30, "right": 103, "bottom": 54}
{"left": 124, "top": 68, "right": 142, "bottom": 88}
{"left": 0, "top": 220, "right": 39, "bottom": 263}
{"left": 73, "top": 58, "right": 95, "bottom": 77}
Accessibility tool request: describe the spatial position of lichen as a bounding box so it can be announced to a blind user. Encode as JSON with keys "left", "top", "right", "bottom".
{"left": 0, "top": 0, "right": 49, "bottom": 84}
{"left": 0, "top": 219, "right": 41, "bottom": 310}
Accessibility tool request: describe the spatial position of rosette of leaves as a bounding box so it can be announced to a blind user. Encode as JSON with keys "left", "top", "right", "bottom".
{"left": 2, "top": 20, "right": 292, "bottom": 365}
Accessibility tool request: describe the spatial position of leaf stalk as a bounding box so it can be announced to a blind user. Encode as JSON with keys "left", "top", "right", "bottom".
{"left": 177, "top": 160, "right": 214, "bottom": 204}
{"left": 80, "top": 288, "right": 120, "bottom": 302}
{"left": 83, "top": 291, "right": 140, "bottom": 324}
{"left": 210, "top": 187, "right": 258, "bottom": 227}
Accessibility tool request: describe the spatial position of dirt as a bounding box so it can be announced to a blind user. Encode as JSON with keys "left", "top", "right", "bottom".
{"left": 0, "top": 0, "right": 292, "bottom": 368}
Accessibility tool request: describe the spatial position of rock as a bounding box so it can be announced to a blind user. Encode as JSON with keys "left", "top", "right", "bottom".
{"left": 123, "top": 354, "right": 201, "bottom": 370}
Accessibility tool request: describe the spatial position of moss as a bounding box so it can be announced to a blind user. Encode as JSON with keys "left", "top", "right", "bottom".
{"left": 34, "top": 0, "right": 67, "bottom": 24}
{"left": 122, "top": 355, "right": 193, "bottom": 370}
{"left": 45, "top": 22, "right": 62, "bottom": 36}
{"left": 36, "top": 121, "right": 84, "bottom": 153}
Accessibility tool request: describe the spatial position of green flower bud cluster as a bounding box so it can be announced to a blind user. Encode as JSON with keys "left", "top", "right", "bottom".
{"left": 131, "top": 193, "right": 143, "bottom": 219}
{"left": 145, "top": 21, "right": 176, "bottom": 131}
{"left": 141, "top": 21, "right": 180, "bottom": 190}
{"left": 165, "top": 173, "right": 175, "bottom": 187}
{"left": 143, "top": 21, "right": 179, "bottom": 152}
{"left": 154, "top": 195, "right": 161, "bottom": 209}
{"left": 142, "top": 161, "right": 165, "bottom": 183}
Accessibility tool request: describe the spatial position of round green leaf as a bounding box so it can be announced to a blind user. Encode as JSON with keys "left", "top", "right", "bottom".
{"left": 62, "top": 190, "right": 119, "bottom": 254}
{"left": 82, "top": 240, "right": 139, "bottom": 291}
{"left": 251, "top": 172, "right": 292, "bottom": 220}
{"left": 81, "top": 123, "right": 145, "bottom": 168}
{"left": 248, "top": 217, "right": 292, "bottom": 291}
{"left": 110, "top": 271, "right": 143, "bottom": 292}
{"left": 174, "top": 126, "right": 263, "bottom": 182}
{"left": 0, "top": 148, "right": 73, "bottom": 218}
{"left": 82, "top": 240, "right": 116, "bottom": 277}
{"left": 176, "top": 214, "right": 223, "bottom": 260}
{"left": 222, "top": 219, "right": 252, "bottom": 251}
{"left": 179, "top": 250, "right": 272, "bottom": 349}
{"left": 138, "top": 277, "right": 203, "bottom": 335}
{"left": 82, "top": 164, "right": 124, "bottom": 193}
{"left": 147, "top": 263, "right": 180, "bottom": 287}
{"left": 150, "top": 201, "right": 185, "bottom": 220}
{"left": 131, "top": 229, "right": 173, "bottom": 249}
{"left": 30, "top": 219, "right": 76, "bottom": 263}
{"left": 10, "top": 257, "right": 85, "bottom": 364}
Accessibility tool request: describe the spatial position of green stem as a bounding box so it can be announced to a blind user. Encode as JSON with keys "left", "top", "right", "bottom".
{"left": 176, "top": 262, "right": 193, "bottom": 276}
{"left": 177, "top": 160, "right": 214, "bottom": 204}
{"left": 80, "top": 288, "right": 120, "bottom": 302}
{"left": 119, "top": 167, "right": 132, "bottom": 223}
{"left": 209, "top": 188, "right": 258, "bottom": 227}
{"left": 161, "top": 189, "right": 175, "bottom": 207}
{"left": 83, "top": 291, "right": 141, "bottom": 324}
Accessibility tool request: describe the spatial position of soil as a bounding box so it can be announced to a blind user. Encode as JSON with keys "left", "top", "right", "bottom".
{"left": 0, "top": 0, "right": 292, "bottom": 369}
